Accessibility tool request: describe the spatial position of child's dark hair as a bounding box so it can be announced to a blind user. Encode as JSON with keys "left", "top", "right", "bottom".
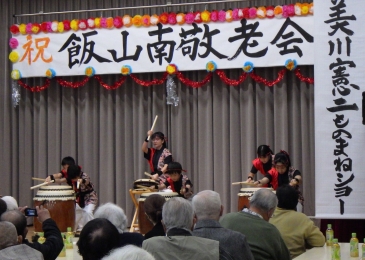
{"left": 61, "top": 156, "right": 76, "bottom": 166}
{"left": 150, "top": 132, "right": 167, "bottom": 149}
{"left": 274, "top": 150, "right": 291, "bottom": 168}
{"left": 67, "top": 164, "right": 82, "bottom": 180}
{"left": 256, "top": 145, "right": 273, "bottom": 157}
{"left": 166, "top": 162, "right": 182, "bottom": 174}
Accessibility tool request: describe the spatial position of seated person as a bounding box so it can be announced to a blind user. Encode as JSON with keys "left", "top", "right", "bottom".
{"left": 94, "top": 203, "right": 144, "bottom": 247}
{"left": 269, "top": 185, "right": 325, "bottom": 258}
{"left": 0, "top": 221, "right": 44, "bottom": 260}
{"left": 102, "top": 245, "right": 155, "bottom": 260}
{"left": 220, "top": 189, "right": 291, "bottom": 260}
{"left": 143, "top": 194, "right": 166, "bottom": 239}
{"left": 0, "top": 199, "right": 7, "bottom": 216}
{"left": 160, "top": 162, "right": 193, "bottom": 199}
{"left": 77, "top": 218, "right": 121, "bottom": 260}
{"left": 192, "top": 190, "right": 254, "bottom": 260}
{"left": 1, "top": 206, "right": 63, "bottom": 260}
{"left": 142, "top": 197, "right": 221, "bottom": 260}
{"left": 1, "top": 196, "right": 18, "bottom": 211}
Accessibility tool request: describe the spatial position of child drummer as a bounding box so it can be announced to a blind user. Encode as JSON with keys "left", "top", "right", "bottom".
{"left": 160, "top": 162, "right": 193, "bottom": 199}
{"left": 45, "top": 161, "right": 98, "bottom": 232}
{"left": 45, "top": 156, "right": 76, "bottom": 183}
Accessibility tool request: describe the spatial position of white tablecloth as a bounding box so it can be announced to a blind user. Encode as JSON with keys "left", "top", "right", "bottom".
{"left": 296, "top": 243, "right": 362, "bottom": 260}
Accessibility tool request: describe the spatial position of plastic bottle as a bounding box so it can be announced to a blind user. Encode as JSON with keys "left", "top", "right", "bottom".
{"left": 350, "top": 233, "right": 359, "bottom": 257}
{"left": 331, "top": 238, "right": 341, "bottom": 260}
{"left": 361, "top": 238, "right": 365, "bottom": 260}
{"left": 65, "top": 227, "right": 74, "bottom": 249}
{"left": 326, "top": 224, "right": 334, "bottom": 246}
{"left": 37, "top": 232, "right": 45, "bottom": 244}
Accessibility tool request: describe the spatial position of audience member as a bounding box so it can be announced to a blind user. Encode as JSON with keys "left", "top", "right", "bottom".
{"left": 220, "top": 189, "right": 291, "bottom": 260}
{"left": 143, "top": 194, "right": 166, "bottom": 239}
{"left": 102, "top": 245, "right": 155, "bottom": 260}
{"left": 192, "top": 190, "right": 254, "bottom": 260}
{"left": 1, "top": 196, "right": 18, "bottom": 211}
{"left": 269, "top": 185, "right": 325, "bottom": 258}
{"left": 77, "top": 218, "right": 120, "bottom": 260}
{"left": 0, "top": 198, "right": 7, "bottom": 216}
{"left": 143, "top": 197, "right": 222, "bottom": 260}
{"left": 94, "top": 202, "right": 144, "bottom": 247}
{"left": 0, "top": 221, "right": 44, "bottom": 260}
{"left": 1, "top": 206, "right": 63, "bottom": 260}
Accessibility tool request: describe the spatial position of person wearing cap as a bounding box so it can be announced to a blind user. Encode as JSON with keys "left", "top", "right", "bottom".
{"left": 142, "top": 131, "right": 173, "bottom": 182}
{"left": 160, "top": 162, "right": 193, "bottom": 199}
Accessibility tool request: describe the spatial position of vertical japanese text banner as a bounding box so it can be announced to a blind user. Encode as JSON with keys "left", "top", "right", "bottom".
{"left": 314, "top": 0, "right": 365, "bottom": 218}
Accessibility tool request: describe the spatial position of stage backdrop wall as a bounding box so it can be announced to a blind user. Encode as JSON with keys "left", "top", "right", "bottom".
{"left": 0, "top": 0, "right": 315, "bottom": 224}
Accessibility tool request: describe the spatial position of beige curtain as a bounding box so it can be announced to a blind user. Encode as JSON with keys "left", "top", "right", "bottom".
{"left": 0, "top": 0, "right": 315, "bottom": 225}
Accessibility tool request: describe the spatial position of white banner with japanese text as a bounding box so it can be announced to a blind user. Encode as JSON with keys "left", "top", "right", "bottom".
{"left": 314, "top": 0, "right": 365, "bottom": 218}
{"left": 10, "top": 16, "right": 314, "bottom": 78}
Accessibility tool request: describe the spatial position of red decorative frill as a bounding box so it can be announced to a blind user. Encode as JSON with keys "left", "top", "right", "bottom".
{"left": 130, "top": 73, "right": 168, "bottom": 87}
{"left": 176, "top": 71, "right": 212, "bottom": 88}
{"left": 94, "top": 75, "right": 126, "bottom": 90}
{"left": 250, "top": 69, "right": 286, "bottom": 87}
{"left": 17, "top": 67, "right": 314, "bottom": 92}
{"left": 216, "top": 70, "right": 248, "bottom": 86}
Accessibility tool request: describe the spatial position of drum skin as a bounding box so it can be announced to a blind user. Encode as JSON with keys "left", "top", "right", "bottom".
{"left": 133, "top": 179, "right": 159, "bottom": 190}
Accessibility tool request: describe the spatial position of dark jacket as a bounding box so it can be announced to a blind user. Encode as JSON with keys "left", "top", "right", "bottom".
{"left": 119, "top": 232, "right": 144, "bottom": 247}
{"left": 24, "top": 218, "right": 63, "bottom": 260}
{"left": 144, "top": 221, "right": 165, "bottom": 239}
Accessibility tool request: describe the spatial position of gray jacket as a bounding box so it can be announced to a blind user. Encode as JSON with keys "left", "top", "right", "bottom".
{"left": 193, "top": 219, "right": 255, "bottom": 260}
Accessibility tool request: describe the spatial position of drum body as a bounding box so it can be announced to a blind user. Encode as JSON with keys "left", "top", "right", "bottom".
{"left": 138, "top": 192, "right": 178, "bottom": 234}
{"left": 33, "top": 185, "right": 76, "bottom": 232}
{"left": 133, "top": 179, "right": 159, "bottom": 190}
{"left": 238, "top": 188, "right": 274, "bottom": 211}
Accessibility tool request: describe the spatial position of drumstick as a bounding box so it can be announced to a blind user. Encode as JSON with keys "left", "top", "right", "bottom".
{"left": 232, "top": 181, "right": 257, "bottom": 186}
{"left": 77, "top": 180, "right": 80, "bottom": 189}
{"left": 32, "top": 177, "right": 46, "bottom": 181}
{"left": 30, "top": 180, "right": 54, "bottom": 190}
{"left": 144, "top": 172, "right": 153, "bottom": 178}
{"left": 147, "top": 115, "right": 158, "bottom": 141}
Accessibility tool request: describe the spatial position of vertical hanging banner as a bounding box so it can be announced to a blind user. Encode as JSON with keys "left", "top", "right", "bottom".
{"left": 314, "top": 0, "right": 365, "bottom": 218}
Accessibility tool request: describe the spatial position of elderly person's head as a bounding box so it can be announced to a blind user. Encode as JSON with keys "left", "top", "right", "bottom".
{"left": 192, "top": 190, "right": 222, "bottom": 221}
{"left": 0, "top": 199, "right": 7, "bottom": 216}
{"left": 94, "top": 203, "right": 128, "bottom": 233}
{"left": 144, "top": 194, "right": 165, "bottom": 225}
{"left": 77, "top": 218, "right": 120, "bottom": 260}
{"left": 0, "top": 221, "right": 18, "bottom": 250}
{"left": 1, "top": 210, "right": 27, "bottom": 239}
{"left": 276, "top": 184, "right": 299, "bottom": 210}
{"left": 1, "top": 196, "right": 18, "bottom": 211}
{"left": 102, "top": 245, "right": 155, "bottom": 260}
{"left": 249, "top": 188, "right": 278, "bottom": 221}
{"left": 162, "top": 197, "right": 194, "bottom": 232}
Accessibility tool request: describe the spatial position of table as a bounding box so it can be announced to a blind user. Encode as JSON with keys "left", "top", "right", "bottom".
{"left": 295, "top": 243, "right": 363, "bottom": 260}
{"left": 56, "top": 237, "right": 82, "bottom": 260}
